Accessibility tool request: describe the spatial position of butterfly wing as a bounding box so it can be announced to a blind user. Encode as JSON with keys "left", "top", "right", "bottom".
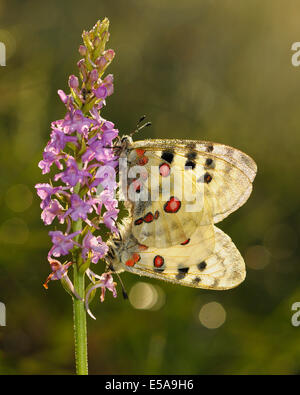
{"left": 119, "top": 225, "right": 245, "bottom": 290}
{"left": 130, "top": 139, "right": 257, "bottom": 224}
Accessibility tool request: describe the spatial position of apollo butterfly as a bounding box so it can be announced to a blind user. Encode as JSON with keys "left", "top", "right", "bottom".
{"left": 105, "top": 130, "right": 257, "bottom": 290}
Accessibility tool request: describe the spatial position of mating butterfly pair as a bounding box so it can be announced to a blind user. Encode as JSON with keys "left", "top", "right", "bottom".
{"left": 106, "top": 135, "right": 257, "bottom": 290}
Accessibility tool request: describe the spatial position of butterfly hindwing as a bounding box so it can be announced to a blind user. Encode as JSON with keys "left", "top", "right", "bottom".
{"left": 112, "top": 224, "right": 245, "bottom": 290}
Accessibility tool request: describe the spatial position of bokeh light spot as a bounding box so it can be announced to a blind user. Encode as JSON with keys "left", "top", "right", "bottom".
{"left": 129, "top": 282, "right": 165, "bottom": 310}
{"left": 199, "top": 302, "right": 226, "bottom": 329}
{"left": 5, "top": 184, "right": 33, "bottom": 212}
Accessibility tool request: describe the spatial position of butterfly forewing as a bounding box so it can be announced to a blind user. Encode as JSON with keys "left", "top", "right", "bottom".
{"left": 129, "top": 139, "right": 257, "bottom": 225}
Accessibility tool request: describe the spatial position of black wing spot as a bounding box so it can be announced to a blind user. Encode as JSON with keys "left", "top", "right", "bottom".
{"left": 176, "top": 266, "right": 189, "bottom": 280}
{"left": 206, "top": 145, "right": 214, "bottom": 152}
{"left": 205, "top": 158, "right": 213, "bottom": 167}
{"left": 161, "top": 150, "right": 174, "bottom": 164}
{"left": 154, "top": 268, "right": 165, "bottom": 273}
{"left": 185, "top": 160, "right": 196, "bottom": 170}
{"left": 193, "top": 277, "right": 201, "bottom": 284}
{"left": 186, "top": 151, "right": 197, "bottom": 161}
{"left": 197, "top": 261, "right": 207, "bottom": 271}
{"left": 204, "top": 172, "right": 213, "bottom": 183}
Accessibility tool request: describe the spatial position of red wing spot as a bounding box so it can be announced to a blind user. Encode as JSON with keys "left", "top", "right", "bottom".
{"left": 138, "top": 244, "right": 148, "bottom": 251}
{"left": 159, "top": 163, "right": 171, "bottom": 177}
{"left": 138, "top": 156, "right": 149, "bottom": 166}
{"left": 134, "top": 218, "right": 143, "bottom": 226}
{"left": 154, "top": 210, "right": 160, "bottom": 220}
{"left": 153, "top": 255, "right": 164, "bottom": 268}
{"left": 126, "top": 259, "right": 135, "bottom": 267}
{"left": 136, "top": 149, "right": 145, "bottom": 157}
{"left": 164, "top": 196, "right": 181, "bottom": 213}
{"left": 126, "top": 253, "right": 141, "bottom": 266}
{"left": 132, "top": 180, "right": 141, "bottom": 193}
{"left": 180, "top": 239, "right": 190, "bottom": 245}
{"left": 132, "top": 253, "right": 141, "bottom": 263}
{"left": 143, "top": 212, "right": 154, "bottom": 223}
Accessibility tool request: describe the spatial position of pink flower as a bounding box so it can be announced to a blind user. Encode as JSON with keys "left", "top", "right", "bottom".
{"left": 93, "top": 84, "right": 108, "bottom": 99}
{"left": 85, "top": 272, "right": 117, "bottom": 319}
{"left": 54, "top": 157, "right": 91, "bottom": 187}
{"left": 64, "top": 194, "right": 93, "bottom": 221}
{"left": 82, "top": 138, "right": 116, "bottom": 164}
{"left": 43, "top": 258, "right": 73, "bottom": 289}
{"left": 49, "top": 128, "right": 78, "bottom": 152}
{"left": 103, "top": 74, "right": 114, "bottom": 96}
{"left": 103, "top": 210, "right": 119, "bottom": 234}
{"left": 61, "top": 108, "right": 92, "bottom": 136}
{"left": 41, "top": 199, "right": 65, "bottom": 225}
{"left": 82, "top": 231, "right": 108, "bottom": 263}
{"left": 38, "top": 148, "right": 65, "bottom": 174}
{"left": 43, "top": 258, "right": 81, "bottom": 300}
{"left": 48, "top": 230, "right": 81, "bottom": 257}
{"left": 93, "top": 165, "right": 117, "bottom": 190}
{"left": 35, "top": 183, "right": 67, "bottom": 209}
{"left": 101, "top": 122, "right": 118, "bottom": 146}
{"left": 98, "top": 190, "right": 119, "bottom": 233}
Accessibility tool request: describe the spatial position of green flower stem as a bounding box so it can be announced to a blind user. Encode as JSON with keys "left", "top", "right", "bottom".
{"left": 72, "top": 217, "right": 88, "bottom": 375}
{"left": 73, "top": 259, "right": 88, "bottom": 375}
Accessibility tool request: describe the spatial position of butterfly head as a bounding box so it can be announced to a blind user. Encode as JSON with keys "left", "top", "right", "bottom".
{"left": 113, "top": 135, "right": 133, "bottom": 157}
{"left": 113, "top": 116, "right": 151, "bottom": 156}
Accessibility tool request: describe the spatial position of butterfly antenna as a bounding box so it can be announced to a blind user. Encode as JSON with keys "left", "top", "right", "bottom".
{"left": 115, "top": 271, "right": 128, "bottom": 300}
{"left": 105, "top": 263, "right": 128, "bottom": 300}
{"left": 130, "top": 115, "right": 152, "bottom": 137}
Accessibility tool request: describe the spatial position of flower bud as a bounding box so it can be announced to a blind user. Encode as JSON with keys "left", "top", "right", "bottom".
{"left": 95, "top": 56, "right": 107, "bottom": 69}
{"left": 89, "top": 69, "right": 99, "bottom": 83}
{"left": 93, "top": 37, "right": 101, "bottom": 48}
{"left": 93, "top": 84, "right": 107, "bottom": 99}
{"left": 78, "top": 45, "right": 87, "bottom": 56}
{"left": 104, "top": 49, "right": 115, "bottom": 62}
{"left": 77, "top": 59, "right": 87, "bottom": 81}
{"left": 68, "top": 75, "right": 79, "bottom": 90}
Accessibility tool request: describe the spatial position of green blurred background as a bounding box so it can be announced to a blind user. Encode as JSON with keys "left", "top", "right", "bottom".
{"left": 1, "top": 0, "right": 300, "bottom": 374}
